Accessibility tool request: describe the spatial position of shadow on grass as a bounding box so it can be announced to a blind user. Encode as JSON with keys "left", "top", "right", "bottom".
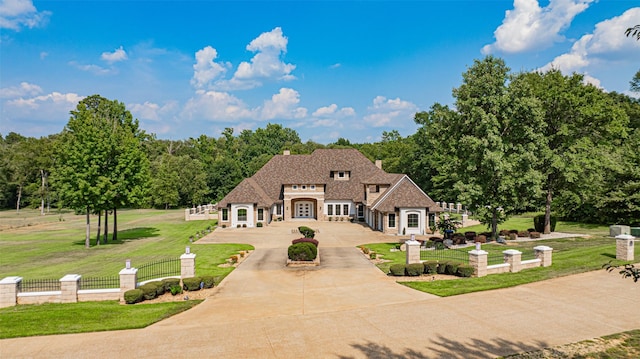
{"left": 602, "top": 253, "right": 617, "bottom": 259}
{"left": 337, "top": 335, "right": 548, "bottom": 359}
{"left": 73, "top": 227, "right": 160, "bottom": 246}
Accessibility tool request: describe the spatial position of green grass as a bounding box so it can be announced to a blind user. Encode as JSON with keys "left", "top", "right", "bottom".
{"left": 0, "top": 208, "right": 253, "bottom": 280}
{"left": 459, "top": 212, "right": 610, "bottom": 235}
{"left": 363, "top": 236, "right": 640, "bottom": 297}
{"left": 0, "top": 300, "right": 201, "bottom": 339}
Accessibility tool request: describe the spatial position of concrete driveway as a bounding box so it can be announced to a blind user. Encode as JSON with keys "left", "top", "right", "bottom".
{"left": 2, "top": 221, "right": 639, "bottom": 358}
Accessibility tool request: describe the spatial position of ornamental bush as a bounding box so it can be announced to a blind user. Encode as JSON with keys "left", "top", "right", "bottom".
{"left": 406, "top": 263, "right": 424, "bottom": 276}
{"left": 124, "top": 289, "right": 144, "bottom": 304}
{"left": 140, "top": 283, "right": 158, "bottom": 300}
{"left": 389, "top": 264, "right": 406, "bottom": 276}
{"left": 529, "top": 231, "right": 541, "bottom": 239}
{"left": 288, "top": 242, "right": 317, "bottom": 261}
{"left": 445, "top": 262, "right": 460, "bottom": 275}
{"left": 201, "top": 275, "right": 216, "bottom": 288}
{"left": 170, "top": 285, "right": 182, "bottom": 295}
{"left": 436, "top": 261, "right": 449, "bottom": 274}
{"left": 298, "top": 226, "right": 316, "bottom": 238}
{"left": 292, "top": 237, "right": 319, "bottom": 247}
{"left": 457, "top": 264, "right": 474, "bottom": 277}
{"left": 182, "top": 277, "right": 202, "bottom": 291}
{"left": 150, "top": 281, "right": 165, "bottom": 296}
{"left": 424, "top": 261, "right": 439, "bottom": 274}
{"left": 517, "top": 231, "right": 529, "bottom": 238}
{"left": 534, "top": 214, "right": 557, "bottom": 233}
{"left": 161, "top": 278, "right": 180, "bottom": 292}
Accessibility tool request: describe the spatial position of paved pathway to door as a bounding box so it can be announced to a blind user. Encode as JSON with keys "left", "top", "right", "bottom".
{"left": 2, "top": 221, "right": 639, "bottom": 358}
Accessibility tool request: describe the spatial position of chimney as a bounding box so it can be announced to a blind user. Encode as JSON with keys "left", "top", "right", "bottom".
{"left": 283, "top": 150, "right": 290, "bottom": 155}
{"left": 375, "top": 160, "right": 382, "bottom": 169}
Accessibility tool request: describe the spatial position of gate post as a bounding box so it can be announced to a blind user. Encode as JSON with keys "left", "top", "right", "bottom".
{"left": 405, "top": 239, "right": 421, "bottom": 264}
{"left": 0, "top": 276, "right": 22, "bottom": 308}
{"left": 181, "top": 247, "right": 196, "bottom": 278}
{"left": 469, "top": 247, "right": 488, "bottom": 277}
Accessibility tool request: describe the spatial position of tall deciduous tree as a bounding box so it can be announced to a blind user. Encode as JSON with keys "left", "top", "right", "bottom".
{"left": 519, "top": 70, "right": 629, "bottom": 232}
{"left": 416, "top": 56, "right": 545, "bottom": 238}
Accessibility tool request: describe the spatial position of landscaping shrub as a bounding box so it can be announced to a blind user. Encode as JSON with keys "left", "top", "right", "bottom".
{"left": 169, "top": 285, "right": 182, "bottom": 296}
{"left": 406, "top": 263, "right": 424, "bottom": 276}
{"left": 150, "top": 281, "right": 165, "bottom": 296}
{"left": 298, "top": 226, "right": 316, "bottom": 238}
{"left": 140, "top": 283, "right": 158, "bottom": 300}
{"left": 389, "top": 264, "right": 406, "bottom": 276}
{"left": 529, "top": 231, "right": 541, "bottom": 239}
{"left": 475, "top": 235, "right": 487, "bottom": 243}
{"left": 124, "top": 289, "right": 144, "bottom": 304}
{"left": 445, "top": 262, "right": 460, "bottom": 275}
{"left": 508, "top": 233, "right": 517, "bottom": 240}
{"left": 161, "top": 278, "right": 180, "bottom": 292}
{"left": 201, "top": 275, "right": 215, "bottom": 289}
{"left": 257, "top": 222, "right": 263, "bottom": 227}
{"left": 457, "top": 264, "right": 474, "bottom": 277}
{"left": 424, "top": 261, "right": 439, "bottom": 274}
{"left": 509, "top": 229, "right": 519, "bottom": 234}
{"left": 452, "top": 233, "right": 466, "bottom": 245}
{"left": 527, "top": 228, "right": 535, "bottom": 232}
{"left": 499, "top": 229, "right": 510, "bottom": 236}
{"left": 288, "top": 242, "right": 317, "bottom": 261}
{"left": 361, "top": 246, "right": 370, "bottom": 254}
{"left": 292, "top": 237, "right": 319, "bottom": 247}
{"left": 464, "top": 231, "right": 476, "bottom": 242}
{"left": 369, "top": 252, "right": 377, "bottom": 260}
{"left": 182, "top": 277, "right": 202, "bottom": 291}
{"left": 533, "top": 214, "right": 557, "bottom": 233}
{"left": 435, "top": 242, "right": 446, "bottom": 250}
{"left": 517, "top": 231, "right": 529, "bottom": 238}
{"left": 424, "top": 240, "right": 435, "bottom": 248}
{"left": 436, "top": 261, "right": 449, "bottom": 274}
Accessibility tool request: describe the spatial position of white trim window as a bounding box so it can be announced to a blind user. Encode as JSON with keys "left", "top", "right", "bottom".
{"left": 407, "top": 213, "right": 419, "bottom": 228}
{"left": 388, "top": 213, "right": 396, "bottom": 228}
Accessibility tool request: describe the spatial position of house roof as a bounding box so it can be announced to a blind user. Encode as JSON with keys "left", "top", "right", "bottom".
{"left": 218, "top": 148, "right": 437, "bottom": 210}
{"left": 371, "top": 175, "right": 441, "bottom": 213}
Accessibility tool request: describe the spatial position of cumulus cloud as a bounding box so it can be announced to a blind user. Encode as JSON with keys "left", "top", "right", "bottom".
{"left": 0, "top": 81, "right": 42, "bottom": 98}
{"left": 482, "top": 0, "right": 594, "bottom": 54}
{"left": 539, "top": 8, "right": 640, "bottom": 73}
{"left": 2, "top": 91, "right": 83, "bottom": 131}
{"left": 0, "top": 0, "right": 50, "bottom": 31}
{"left": 363, "top": 96, "right": 418, "bottom": 128}
{"left": 190, "top": 46, "right": 229, "bottom": 89}
{"left": 260, "top": 88, "right": 307, "bottom": 120}
{"left": 128, "top": 101, "right": 178, "bottom": 121}
{"left": 181, "top": 90, "right": 255, "bottom": 121}
{"left": 68, "top": 61, "right": 113, "bottom": 75}
{"left": 101, "top": 46, "right": 128, "bottom": 64}
{"left": 312, "top": 103, "right": 356, "bottom": 118}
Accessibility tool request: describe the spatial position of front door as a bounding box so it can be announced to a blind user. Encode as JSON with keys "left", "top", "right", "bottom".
{"left": 295, "top": 201, "right": 314, "bottom": 218}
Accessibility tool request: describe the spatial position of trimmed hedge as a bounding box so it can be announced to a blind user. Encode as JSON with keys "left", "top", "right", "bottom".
{"left": 170, "top": 285, "right": 182, "bottom": 295}
{"left": 201, "top": 275, "right": 216, "bottom": 289}
{"left": 288, "top": 242, "right": 317, "bottom": 261}
{"left": 406, "top": 263, "right": 424, "bottom": 276}
{"left": 298, "top": 226, "right": 316, "bottom": 238}
{"left": 139, "top": 283, "right": 159, "bottom": 300}
{"left": 534, "top": 214, "right": 557, "bottom": 233}
{"left": 529, "top": 231, "right": 541, "bottom": 239}
{"left": 161, "top": 278, "right": 180, "bottom": 292}
{"left": 292, "top": 237, "right": 319, "bottom": 247}
{"left": 424, "top": 261, "right": 439, "bottom": 274}
{"left": 445, "top": 262, "right": 460, "bottom": 275}
{"left": 182, "top": 276, "right": 202, "bottom": 291}
{"left": 124, "top": 289, "right": 144, "bottom": 304}
{"left": 436, "top": 261, "right": 449, "bottom": 274}
{"left": 457, "top": 264, "right": 474, "bottom": 277}
{"left": 389, "top": 264, "right": 406, "bottom": 276}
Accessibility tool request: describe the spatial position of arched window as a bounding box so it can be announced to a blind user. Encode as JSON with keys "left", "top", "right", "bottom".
{"left": 408, "top": 213, "right": 419, "bottom": 228}
{"left": 237, "top": 208, "right": 247, "bottom": 221}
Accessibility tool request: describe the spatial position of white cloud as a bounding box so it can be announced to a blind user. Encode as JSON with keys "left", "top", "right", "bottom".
{"left": 482, "top": 0, "right": 594, "bottom": 54}
{"left": 363, "top": 96, "right": 418, "bottom": 128}
{"left": 225, "top": 27, "right": 296, "bottom": 90}
{"left": 39, "top": 51, "right": 48, "bottom": 59}
{"left": 68, "top": 61, "right": 113, "bottom": 75}
{"left": 128, "top": 101, "right": 178, "bottom": 121}
{"left": 330, "top": 63, "right": 341, "bottom": 69}
{"left": 260, "top": 88, "right": 307, "bottom": 120}
{"left": 312, "top": 103, "right": 355, "bottom": 118}
{"left": 0, "top": 0, "right": 50, "bottom": 31}
{"left": 540, "top": 8, "right": 640, "bottom": 73}
{"left": 3, "top": 91, "right": 83, "bottom": 126}
{"left": 181, "top": 90, "right": 255, "bottom": 121}
{"left": 101, "top": 46, "right": 128, "bottom": 64}
{"left": 190, "top": 46, "right": 229, "bottom": 89}
{"left": 0, "top": 81, "right": 42, "bottom": 98}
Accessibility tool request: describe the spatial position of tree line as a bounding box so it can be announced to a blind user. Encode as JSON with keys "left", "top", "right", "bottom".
{"left": 1, "top": 56, "right": 638, "bottom": 241}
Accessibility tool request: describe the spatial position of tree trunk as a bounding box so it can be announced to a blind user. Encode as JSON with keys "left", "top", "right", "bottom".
{"left": 491, "top": 209, "right": 498, "bottom": 240}
{"left": 544, "top": 186, "right": 552, "bottom": 234}
{"left": 113, "top": 207, "right": 118, "bottom": 241}
{"left": 16, "top": 185, "right": 22, "bottom": 213}
{"left": 40, "top": 169, "right": 46, "bottom": 216}
{"left": 104, "top": 210, "right": 108, "bottom": 244}
{"left": 96, "top": 210, "right": 101, "bottom": 246}
{"left": 85, "top": 206, "right": 91, "bottom": 249}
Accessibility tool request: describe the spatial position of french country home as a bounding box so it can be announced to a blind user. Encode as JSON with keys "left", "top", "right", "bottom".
{"left": 217, "top": 148, "right": 441, "bottom": 235}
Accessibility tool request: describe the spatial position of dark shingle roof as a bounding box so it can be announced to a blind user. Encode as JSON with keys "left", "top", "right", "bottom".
{"left": 371, "top": 175, "right": 441, "bottom": 212}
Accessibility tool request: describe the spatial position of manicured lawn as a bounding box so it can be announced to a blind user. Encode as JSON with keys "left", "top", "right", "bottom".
{"left": 459, "top": 212, "right": 610, "bottom": 236}
{"left": 0, "top": 301, "right": 201, "bottom": 339}
{"left": 0, "top": 208, "right": 253, "bottom": 280}
{"left": 362, "top": 236, "right": 639, "bottom": 297}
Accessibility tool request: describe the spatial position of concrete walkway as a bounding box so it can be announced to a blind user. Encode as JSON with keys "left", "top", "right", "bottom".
{"left": 2, "top": 222, "right": 639, "bottom": 358}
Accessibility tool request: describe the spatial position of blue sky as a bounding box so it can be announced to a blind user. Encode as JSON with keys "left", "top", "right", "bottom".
{"left": 1, "top": 0, "right": 639, "bottom": 144}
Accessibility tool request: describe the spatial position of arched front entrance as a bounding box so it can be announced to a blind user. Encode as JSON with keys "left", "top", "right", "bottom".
{"left": 292, "top": 199, "right": 316, "bottom": 219}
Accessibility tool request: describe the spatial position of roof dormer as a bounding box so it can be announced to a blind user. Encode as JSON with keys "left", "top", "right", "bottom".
{"left": 331, "top": 170, "right": 350, "bottom": 181}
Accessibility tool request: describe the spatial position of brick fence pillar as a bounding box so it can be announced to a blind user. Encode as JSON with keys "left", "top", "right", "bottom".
{"left": 0, "top": 276, "right": 22, "bottom": 308}
{"left": 119, "top": 267, "right": 138, "bottom": 303}
{"left": 181, "top": 249, "right": 197, "bottom": 278}
{"left": 503, "top": 249, "right": 522, "bottom": 273}
{"left": 534, "top": 246, "right": 554, "bottom": 267}
{"left": 615, "top": 235, "right": 635, "bottom": 261}
{"left": 469, "top": 249, "right": 488, "bottom": 277}
{"left": 60, "top": 274, "right": 81, "bottom": 303}
{"left": 405, "top": 239, "right": 421, "bottom": 264}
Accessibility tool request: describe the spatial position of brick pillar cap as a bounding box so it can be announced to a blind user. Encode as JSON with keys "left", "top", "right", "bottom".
{"left": 0, "top": 276, "right": 22, "bottom": 284}
{"left": 503, "top": 249, "right": 522, "bottom": 255}
{"left": 119, "top": 268, "right": 138, "bottom": 275}
{"left": 405, "top": 239, "right": 420, "bottom": 245}
{"left": 469, "top": 249, "right": 488, "bottom": 255}
{"left": 60, "top": 274, "right": 81, "bottom": 282}
{"left": 181, "top": 253, "right": 196, "bottom": 259}
{"left": 534, "top": 245, "right": 553, "bottom": 251}
{"left": 615, "top": 234, "right": 635, "bottom": 240}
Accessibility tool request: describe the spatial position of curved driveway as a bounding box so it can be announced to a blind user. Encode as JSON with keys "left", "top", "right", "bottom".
{"left": 2, "top": 221, "right": 639, "bottom": 358}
